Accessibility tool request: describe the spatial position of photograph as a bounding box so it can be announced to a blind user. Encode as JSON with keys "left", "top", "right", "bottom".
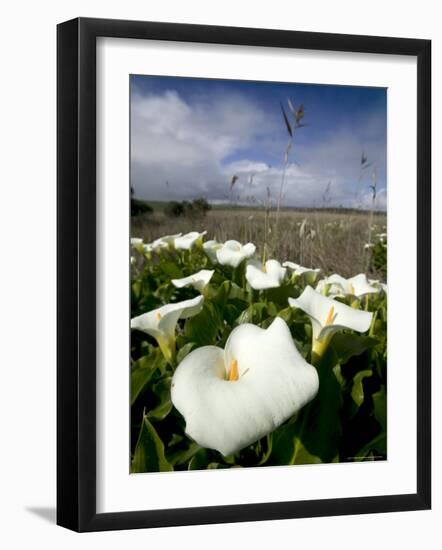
{"left": 129, "top": 74, "right": 387, "bottom": 473}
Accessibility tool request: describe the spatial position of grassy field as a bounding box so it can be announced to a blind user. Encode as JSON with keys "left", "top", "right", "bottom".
{"left": 131, "top": 207, "right": 386, "bottom": 279}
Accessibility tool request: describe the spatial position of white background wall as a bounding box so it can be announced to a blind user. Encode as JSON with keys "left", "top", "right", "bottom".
{"left": 0, "top": 1, "right": 439, "bottom": 548}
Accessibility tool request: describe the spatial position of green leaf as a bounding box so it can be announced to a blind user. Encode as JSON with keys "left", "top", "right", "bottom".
{"left": 236, "top": 302, "right": 266, "bottom": 325}
{"left": 268, "top": 419, "right": 321, "bottom": 465}
{"left": 293, "top": 437, "right": 325, "bottom": 465}
{"left": 331, "top": 333, "right": 378, "bottom": 365}
{"left": 176, "top": 342, "right": 196, "bottom": 363}
{"left": 147, "top": 400, "right": 172, "bottom": 421}
{"left": 168, "top": 441, "right": 201, "bottom": 466}
{"left": 147, "top": 377, "right": 173, "bottom": 421}
{"left": 276, "top": 306, "right": 293, "bottom": 323}
{"left": 356, "top": 432, "right": 386, "bottom": 459}
{"left": 188, "top": 448, "right": 210, "bottom": 470}
{"left": 292, "top": 351, "right": 343, "bottom": 463}
{"left": 184, "top": 302, "right": 222, "bottom": 345}
{"left": 268, "top": 422, "right": 297, "bottom": 465}
{"left": 353, "top": 386, "right": 387, "bottom": 460}
{"left": 373, "top": 386, "right": 387, "bottom": 431}
{"left": 351, "top": 369, "right": 373, "bottom": 408}
{"left": 265, "top": 284, "right": 296, "bottom": 307}
{"left": 257, "top": 434, "right": 273, "bottom": 465}
{"left": 158, "top": 261, "right": 184, "bottom": 279}
{"left": 131, "top": 350, "right": 165, "bottom": 405}
{"left": 131, "top": 280, "right": 142, "bottom": 300}
{"left": 228, "top": 282, "right": 248, "bottom": 301}
{"left": 131, "top": 415, "right": 173, "bottom": 473}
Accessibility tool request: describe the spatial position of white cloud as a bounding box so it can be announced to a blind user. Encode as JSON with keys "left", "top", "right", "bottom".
{"left": 131, "top": 88, "right": 386, "bottom": 210}
{"left": 131, "top": 89, "right": 273, "bottom": 202}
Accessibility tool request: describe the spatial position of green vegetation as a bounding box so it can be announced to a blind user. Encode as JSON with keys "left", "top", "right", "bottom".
{"left": 130, "top": 234, "right": 387, "bottom": 472}
{"left": 164, "top": 197, "right": 211, "bottom": 219}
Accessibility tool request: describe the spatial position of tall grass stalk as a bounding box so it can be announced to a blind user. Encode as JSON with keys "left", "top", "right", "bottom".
{"left": 364, "top": 167, "right": 378, "bottom": 273}
{"left": 132, "top": 208, "right": 386, "bottom": 280}
{"left": 273, "top": 101, "right": 305, "bottom": 250}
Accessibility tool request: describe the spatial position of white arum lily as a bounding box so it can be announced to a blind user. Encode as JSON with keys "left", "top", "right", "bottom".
{"left": 216, "top": 240, "right": 256, "bottom": 268}
{"left": 369, "top": 279, "right": 387, "bottom": 294}
{"left": 172, "top": 269, "right": 214, "bottom": 293}
{"left": 316, "top": 273, "right": 379, "bottom": 297}
{"left": 174, "top": 231, "right": 207, "bottom": 250}
{"left": 203, "top": 240, "right": 222, "bottom": 263}
{"left": 153, "top": 233, "right": 182, "bottom": 250}
{"left": 289, "top": 286, "right": 373, "bottom": 357}
{"left": 131, "top": 296, "right": 204, "bottom": 363}
{"left": 316, "top": 278, "right": 345, "bottom": 298}
{"left": 171, "top": 317, "right": 319, "bottom": 456}
{"left": 143, "top": 243, "right": 154, "bottom": 255}
{"left": 283, "top": 261, "right": 321, "bottom": 285}
{"left": 245, "top": 259, "right": 286, "bottom": 290}
{"left": 130, "top": 237, "right": 144, "bottom": 253}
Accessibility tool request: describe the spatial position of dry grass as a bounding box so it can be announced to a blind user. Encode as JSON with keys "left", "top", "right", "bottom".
{"left": 132, "top": 208, "right": 387, "bottom": 279}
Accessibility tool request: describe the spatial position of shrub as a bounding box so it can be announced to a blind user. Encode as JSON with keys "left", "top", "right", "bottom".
{"left": 131, "top": 199, "right": 153, "bottom": 217}
{"left": 164, "top": 197, "right": 211, "bottom": 218}
{"left": 164, "top": 201, "right": 185, "bottom": 218}
{"left": 191, "top": 197, "right": 211, "bottom": 216}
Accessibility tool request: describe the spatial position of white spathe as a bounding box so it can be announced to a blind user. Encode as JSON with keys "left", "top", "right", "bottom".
{"left": 203, "top": 240, "right": 222, "bottom": 263}
{"left": 289, "top": 286, "right": 373, "bottom": 354}
{"left": 316, "top": 273, "right": 379, "bottom": 297}
{"left": 283, "top": 261, "right": 321, "bottom": 284}
{"left": 131, "top": 295, "right": 204, "bottom": 361}
{"left": 130, "top": 237, "right": 144, "bottom": 253}
{"left": 216, "top": 240, "right": 256, "bottom": 268}
{"left": 152, "top": 233, "right": 182, "bottom": 249}
{"left": 174, "top": 231, "right": 207, "bottom": 250}
{"left": 171, "top": 317, "right": 319, "bottom": 456}
{"left": 369, "top": 279, "right": 388, "bottom": 294}
{"left": 172, "top": 269, "right": 215, "bottom": 292}
{"left": 246, "top": 259, "right": 286, "bottom": 290}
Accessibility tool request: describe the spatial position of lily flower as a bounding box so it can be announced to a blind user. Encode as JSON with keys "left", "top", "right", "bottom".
{"left": 171, "top": 317, "right": 319, "bottom": 456}
{"left": 316, "top": 273, "right": 379, "bottom": 297}
{"left": 172, "top": 269, "right": 215, "bottom": 293}
{"left": 203, "top": 240, "right": 222, "bottom": 263}
{"left": 289, "top": 286, "right": 373, "bottom": 356}
{"left": 174, "top": 231, "right": 207, "bottom": 250}
{"left": 369, "top": 279, "right": 388, "bottom": 294}
{"left": 131, "top": 296, "right": 204, "bottom": 363}
{"left": 245, "top": 259, "right": 286, "bottom": 290}
{"left": 283, "top": 261, "right": 321, "bottom": 285}
{"left": 152, "top": 233, "right": 182, "bottom": 250}
{"left": 216, "top": 240, "right": 256, "bottom": 268}
{"left": 130, "top": 237, "right": 144, "bottom": 253}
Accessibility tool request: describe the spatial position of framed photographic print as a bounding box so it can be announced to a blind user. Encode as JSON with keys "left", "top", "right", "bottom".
{"left": 57, "top": 17, "right": 431, "bottom": 532}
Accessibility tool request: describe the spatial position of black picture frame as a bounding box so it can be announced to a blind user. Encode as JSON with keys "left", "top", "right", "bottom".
{"left": 57, "top": 17, "right": 431, "bottom": 532}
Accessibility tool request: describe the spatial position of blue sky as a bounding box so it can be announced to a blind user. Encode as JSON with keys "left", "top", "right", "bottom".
{"left": 130, "top": 75, "right": 386, "bottom": 210}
